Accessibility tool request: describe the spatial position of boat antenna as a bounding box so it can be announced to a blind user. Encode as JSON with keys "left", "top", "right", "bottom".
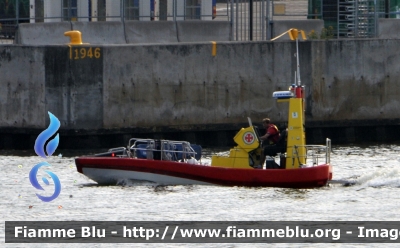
{"left": 286, "top": 29, "right": 306, "bottom": 86}
{"left": 270, "top": 28, "right": 307, "bottom": 94}
{"left": 295, "top": 37, "right": 301, "bottom": 86}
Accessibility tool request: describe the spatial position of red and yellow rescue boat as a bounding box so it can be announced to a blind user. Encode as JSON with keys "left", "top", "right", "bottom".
{"left": 75, "top": 29, "right": 333, "bottom": 188}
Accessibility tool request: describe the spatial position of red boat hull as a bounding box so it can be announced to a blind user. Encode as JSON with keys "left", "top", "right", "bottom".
{"left": 75, "top": 157, "right": 332, "bottom": 188}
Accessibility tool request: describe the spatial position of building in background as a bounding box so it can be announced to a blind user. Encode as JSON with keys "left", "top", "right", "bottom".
{"left": 0, "top": 0, "right": 217, "bottom": 38}
{"left": 21, "top": 0, "right": 216, "bottom": 23}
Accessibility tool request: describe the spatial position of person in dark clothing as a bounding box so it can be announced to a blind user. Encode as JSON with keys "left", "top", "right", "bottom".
{"left": 256, "top": 118, "right": 281, "bottom": 169}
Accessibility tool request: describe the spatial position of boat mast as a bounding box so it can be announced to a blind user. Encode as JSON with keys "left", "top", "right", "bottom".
{"left": 272, "top": 29, "right": 307, "bottom": 169}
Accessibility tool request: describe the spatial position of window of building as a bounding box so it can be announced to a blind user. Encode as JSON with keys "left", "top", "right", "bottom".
{"left": 124, "top": 0, "right": 139, "bottom": 20}
{"left": 63, "top": 0, "right": 78, "bottom": 21}
{"left": 185, "top": 0, "right": 201, "bottom": 20}
{"left": 159, "top": 0, "right": 168, "bottom": 20}
{"left": 97, "top": 0, "right": 106, "bottom": 21}
{"left": 35, "top": 0, "right": 44, "bottom": 23}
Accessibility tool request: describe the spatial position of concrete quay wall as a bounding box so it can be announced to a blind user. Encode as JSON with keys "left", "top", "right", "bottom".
{"left": 1, "top": 39, "right": 400, "bottom": 149}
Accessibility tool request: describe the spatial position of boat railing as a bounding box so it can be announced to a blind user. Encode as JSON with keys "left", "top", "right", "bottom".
{"left": 127, "top": 138, "right": 198, "bottom": 161}
{"left": 108, "top": 147, "right": 127, "bottom": 153}
{"left": 289, "top": 138, "right": 331, "bottom": 167}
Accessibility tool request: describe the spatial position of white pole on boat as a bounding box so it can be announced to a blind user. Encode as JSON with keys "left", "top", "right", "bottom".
{"left": 296, "top": 37, "right": 301, "bottom": 86}
{"left": 283, "top": 28, "right": 306, "bottom": 87}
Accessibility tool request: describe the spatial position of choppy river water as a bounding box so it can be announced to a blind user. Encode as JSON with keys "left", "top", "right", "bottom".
{"left": 1, "top": 143, "right": 400, "bottom": 247}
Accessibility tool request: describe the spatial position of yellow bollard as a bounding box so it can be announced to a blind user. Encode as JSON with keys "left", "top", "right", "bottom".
{"left": 64, "top": 30, "right": 83, "bottom": 45}
{"left": 211, "top": 41, "right": 217, "bottom": 56}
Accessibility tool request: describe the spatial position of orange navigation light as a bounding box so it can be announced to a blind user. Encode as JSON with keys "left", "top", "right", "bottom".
{"left": 288, "top": 28, "right": 298, "bottom": 40}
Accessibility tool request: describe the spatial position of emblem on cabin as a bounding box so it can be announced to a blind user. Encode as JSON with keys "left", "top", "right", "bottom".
{"left": 243, "top": 131, "right": 255, "bottom": 145}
